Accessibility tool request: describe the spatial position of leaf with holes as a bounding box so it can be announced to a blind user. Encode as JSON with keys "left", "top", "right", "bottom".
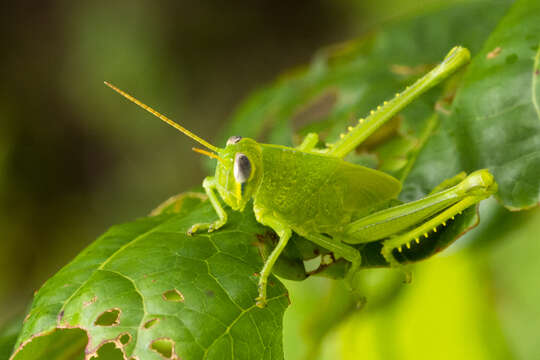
{"left": 403, "top": 0, "right": 540, "bottom": 209}
{"left": 11, "top": 199, "right": 289, "bottom": 360}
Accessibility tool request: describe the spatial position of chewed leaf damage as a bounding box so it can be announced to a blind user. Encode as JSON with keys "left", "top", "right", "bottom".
{"left": 11, "top": 206, "right": 290, "bottom": 360}
{"left": 94, "top": 308, "right": 121, "bottom": 327}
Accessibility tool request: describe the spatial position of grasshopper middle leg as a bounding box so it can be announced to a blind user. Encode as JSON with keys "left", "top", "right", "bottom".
{"left": 253, "top": 212, "right": 293, "bottom": 308}
{"left": 294, "top": 230, "right": 363, "bottom": 302}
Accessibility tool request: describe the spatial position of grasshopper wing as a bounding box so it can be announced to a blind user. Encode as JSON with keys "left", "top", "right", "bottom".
{"left": 256, "top": 145, "right": 401, "bottom": 233}
{"left": 332, "top": 160, "right": 402, "bottom": 213}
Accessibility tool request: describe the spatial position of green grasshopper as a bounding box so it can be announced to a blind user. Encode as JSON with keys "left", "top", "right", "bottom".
{"left": 105, "top": 46, "right": 497, "bottom": 308}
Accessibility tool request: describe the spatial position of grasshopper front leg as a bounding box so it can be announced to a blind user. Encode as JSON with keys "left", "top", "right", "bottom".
{"left": 187, "top": 176, "right": 228, "bottom": 235}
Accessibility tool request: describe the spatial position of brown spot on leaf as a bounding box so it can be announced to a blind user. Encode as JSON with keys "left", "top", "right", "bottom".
{"left": 292, "top": 89, "right": 338, "bottom": 132}
{"left": 143, "top": 318, "right": 160, "bottom": 329}
{"left": 356, "top": 115, "right": 402, "bottom": 152}
{"left": 435, "top": 91, "right": 457, "bottom": 115}
{"left": 487, "top": 46, "right": 502, "bottom": 59}
{"left": 94, "top": 308, "right": 121, "bottom": 327}
{"left": 57, "top": 310, "right": 64, "bottom": 323}
{"left": 83, "top": 296, "right": 98, "bottom": 308}
{"left": 390, "top": 63, "right": 431, "bottom": 76}
{"left": 162, "top": 289, "right": 185, "bottom": 302}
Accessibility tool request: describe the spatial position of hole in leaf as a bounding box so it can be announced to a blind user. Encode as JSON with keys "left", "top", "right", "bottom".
{"left": 89, "top": 341, "right": 124, "bottom": 359}
{"left": 150, "top": 338, "right": 175, "bottom": 359}
{"left": 162, "top": 289, "right": 184, "bottom": 302}
{"left": 143, "top": 318, "right": 159, "bottom": 329}
{"left": 94, "top": 308, "right": 121, "bottom": 326}
{"left": 303, "top": 255, "right": 322, "bottom": 273}
{"left": 11, "top": 328, "right": 87, "bottom": 359}
{"left": 117, "top": 332, "right": 131, "bottom": 346}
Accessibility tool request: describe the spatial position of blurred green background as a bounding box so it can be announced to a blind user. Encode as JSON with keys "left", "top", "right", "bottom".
{"left": 1, "top": 0, "right": 539, "bottom": 359}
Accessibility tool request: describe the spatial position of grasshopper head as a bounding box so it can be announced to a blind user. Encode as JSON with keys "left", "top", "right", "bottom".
{"left": 215, "top": 137, "right": 263, "bottom": 211}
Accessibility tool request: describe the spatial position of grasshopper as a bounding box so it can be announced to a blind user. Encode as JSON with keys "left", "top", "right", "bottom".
{"left": 105, "top": 46, "right": 497, "bottom": 308}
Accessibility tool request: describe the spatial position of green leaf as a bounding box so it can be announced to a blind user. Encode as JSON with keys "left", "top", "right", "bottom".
{"left": 404, "top": 0, "right": 540, "bottom": 209}
{"left": 11, "top": 200, "right": 289, "bottom": 360}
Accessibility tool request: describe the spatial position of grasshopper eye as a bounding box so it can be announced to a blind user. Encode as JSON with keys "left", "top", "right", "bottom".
{"left": 234, "top": 153, "right": 251, "bottom": 183}
{"left": 227, "top": 136, "right": 242, "bottom": 145}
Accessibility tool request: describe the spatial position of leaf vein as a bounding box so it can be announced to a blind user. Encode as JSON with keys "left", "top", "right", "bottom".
{"left": 202, "top": 293, "right": 287, "bottom": 359}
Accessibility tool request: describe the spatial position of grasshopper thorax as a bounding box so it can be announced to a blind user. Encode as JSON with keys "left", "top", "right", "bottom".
{"left": 216, "top": 137, "right": 263, "bottom": 211}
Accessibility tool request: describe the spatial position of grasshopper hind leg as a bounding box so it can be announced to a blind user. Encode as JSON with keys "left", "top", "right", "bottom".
{"left": 381, "top": 194, "right": 490, "bottom": 272}
{"left": 380, "top": 170, "right": 497, "bottom": 268}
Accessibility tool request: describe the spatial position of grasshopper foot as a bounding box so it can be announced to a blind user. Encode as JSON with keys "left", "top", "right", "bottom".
{"left": 256, "top": 283, "right": 268, "bottom": 308}
{"left": 344, "top": 256, "right": 367, "bottom": 308}
{"left": 255, "top": 296, "right": 267, "bottom": 308}
{"left": 187, "top": 218, "right": 227, "bottom": 236}
{"left": 187, "top": 223, "right": 209, "bottom": 236}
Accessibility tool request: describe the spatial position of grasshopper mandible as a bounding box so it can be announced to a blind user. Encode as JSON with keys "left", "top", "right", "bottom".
{"left": 105, "top": 46, "right": 497, "bottom": 307}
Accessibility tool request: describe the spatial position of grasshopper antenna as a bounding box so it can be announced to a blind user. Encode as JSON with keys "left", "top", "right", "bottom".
{"left": 104, "top": 81, "right": 219, "bottom": 153}
{"left": 192, "top": 147, "right": 223, "bottom": 163}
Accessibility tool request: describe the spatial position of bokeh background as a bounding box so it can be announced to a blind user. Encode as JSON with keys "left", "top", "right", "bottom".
{"left": 1, "top": 0, "right": 539, "bottom": 359}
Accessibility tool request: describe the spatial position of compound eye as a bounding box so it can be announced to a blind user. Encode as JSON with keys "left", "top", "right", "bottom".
{"left": 234, "top": 153, "right": 251, "bottom": 183}
{"left": 227, "top": 135, "right": 242, "bottom": 146}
